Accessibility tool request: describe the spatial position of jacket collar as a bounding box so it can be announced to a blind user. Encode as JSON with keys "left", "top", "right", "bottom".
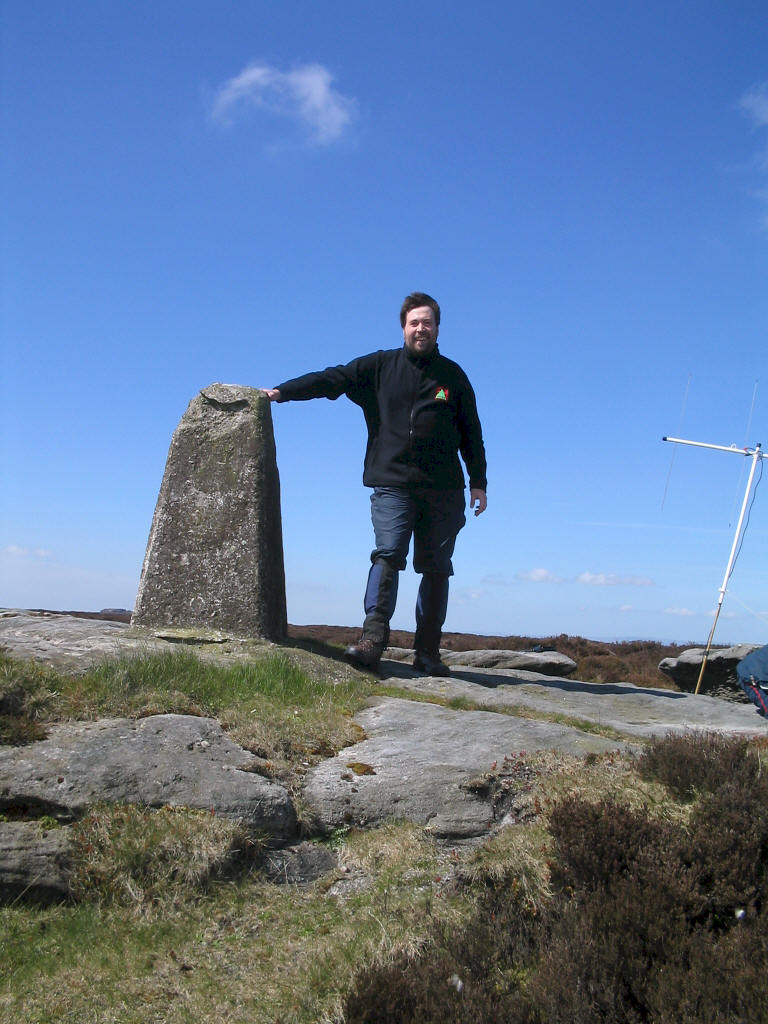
{"left": 403, "top": 342, "right": 440, "bottom": 368}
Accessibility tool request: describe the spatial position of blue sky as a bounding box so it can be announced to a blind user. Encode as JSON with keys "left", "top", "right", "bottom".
{"left": 2, "top": 0, "right": 767, "bottom": 644}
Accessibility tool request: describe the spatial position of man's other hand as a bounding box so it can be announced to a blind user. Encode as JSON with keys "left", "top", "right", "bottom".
{"left": 261, "top": 389, "right": 281, "bottom": 401}
{"left": 470, "top": 489, "right": 487, "bottom": 516}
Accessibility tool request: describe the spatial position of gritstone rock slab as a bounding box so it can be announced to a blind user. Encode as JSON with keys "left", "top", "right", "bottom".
{"left": 302, "top": 697, "right": 629, "bottom": 841}
{"left": 0, "top": 714, "right": 297, "bottom": 839}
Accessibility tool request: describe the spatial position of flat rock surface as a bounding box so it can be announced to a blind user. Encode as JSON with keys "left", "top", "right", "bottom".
{"left": 3, "top": 611, "right": 764, "bottom": 739}
{"left": 0, "top": 713, "right": 297, "bottom": 838}
{"left": 0, "top": 609, "right": 269, "bottom": 673}
{"left": 0, "top": 609, "right": 177, "bottom": 672}
{"left": 385, "top": 646, "right": 577, "bottom": 675}
{"left": 303, "top": 696, "right": 630, "bottom": 840}
{"left": 379, "top": 659, "right": 767, "bottom": 738}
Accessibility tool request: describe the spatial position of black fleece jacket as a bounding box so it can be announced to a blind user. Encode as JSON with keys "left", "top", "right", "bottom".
{"left": 275, "top": 344, "right": 487, "bottom": 492}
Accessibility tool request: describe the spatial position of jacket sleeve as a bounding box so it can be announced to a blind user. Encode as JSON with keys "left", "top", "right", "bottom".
{"left": 275, "top": 353, "right": 377, "bottom": 403}
{"left": 456, "top": 375, "right": 488, "bottom": 492}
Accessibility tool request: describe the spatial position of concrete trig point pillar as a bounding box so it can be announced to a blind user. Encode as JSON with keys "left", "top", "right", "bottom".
{"left": 132, "top": 383, "right": 287, "bottom": 640}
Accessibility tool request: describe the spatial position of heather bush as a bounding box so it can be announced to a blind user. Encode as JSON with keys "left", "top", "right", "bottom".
{"left": 546, "top": 796, "right": 683, "bottom": 896}
{"left": 343, "top": 888, "right": 540, "bottom": 1024}
{"left": 651, "top": 912, "right": 768, "bottom": 1024}
{"left": 343, "top": 732, "right": 768, "bottom": 1024}
{"left": 686, "top": 780, "right": 768, "bottom": 927}
{"left": 637, "top": 731, "right": 760, "bottom": 800}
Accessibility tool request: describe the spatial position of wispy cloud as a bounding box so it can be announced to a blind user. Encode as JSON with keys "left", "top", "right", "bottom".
{"left": 517, "top": 567, "right": 564, "bottom": 584}
{"left": 210, "top": 61, "right": 356, "bottom": 146}
{"left": 577, "top": 572, "right": 653, "bottom": 587}
{"left": 664, "top": 607, "right": 697, "bottom": 617}
{"left": 2, "top": 545, "right": 53, "bottom": 559}
{"left": 738, "top": 81, "right": 768, "bottom": 227}
{"left": 511, "top": 567, "right": 654, "bottom": 587}
{"left": 740, "top": 82, "right": 768, "bottom": 129}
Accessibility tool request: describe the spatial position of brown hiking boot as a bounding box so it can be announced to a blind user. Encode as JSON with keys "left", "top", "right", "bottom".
{"left": 345, "top": 637, "right": 385, "bottom": 669}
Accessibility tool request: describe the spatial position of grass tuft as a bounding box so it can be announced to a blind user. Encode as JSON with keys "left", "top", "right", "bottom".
{"left": 69, "top": 803, "right": 261, "bottom": 912}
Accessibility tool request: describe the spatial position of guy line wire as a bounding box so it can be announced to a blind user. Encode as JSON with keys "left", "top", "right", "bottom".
{"left": 661, "top": 373, "right": 691, "bottom": 511}
{"left": 728, "top": 379, "right": 759, "bottom": 528}
{"left": 726, "top": 590, "right": 768, "bottom": 629}
{"left": 727, "top": 454, "right": 763, "bottom": 584}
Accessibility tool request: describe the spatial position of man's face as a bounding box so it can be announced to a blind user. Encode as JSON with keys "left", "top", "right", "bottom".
{"left": 403, "top": 306, "right": 439, "bottom": 356}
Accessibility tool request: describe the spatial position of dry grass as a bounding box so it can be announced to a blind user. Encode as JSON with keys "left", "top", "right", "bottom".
{"left": 4, "top": 736, "right": 766, "bottom": 1023}
{"left": 69, "top": 804, "right": 261, "bottom": 911}
{"left": 1, "top": 822, "right": 467, "bottom": 1024}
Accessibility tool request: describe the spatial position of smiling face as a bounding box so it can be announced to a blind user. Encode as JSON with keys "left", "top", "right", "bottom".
{"left": 403, "top": 305, "right": 439, "bottom": 356}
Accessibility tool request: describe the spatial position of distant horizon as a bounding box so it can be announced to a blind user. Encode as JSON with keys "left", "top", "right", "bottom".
{"left": 7, "top": 604, "right": 750, "bottom": 651}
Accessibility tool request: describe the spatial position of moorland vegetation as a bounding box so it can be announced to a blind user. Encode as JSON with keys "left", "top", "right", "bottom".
{"left": 1, "top": 629, "right": 766, "bottom": 1023}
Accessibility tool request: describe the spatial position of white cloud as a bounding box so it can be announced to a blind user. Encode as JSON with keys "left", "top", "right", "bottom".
{"left": 738, "top": 82, "right": 768, "bottom": 227}
{"left": 517, "top": 567, "right": 564, "bottom": 584}
{"left": 577, "top": 572, "right": 653, "bottom": 587}
{"left": 514, "top": 568, "right": 654, "bottom": 586}
{"left": 664, "top": 607, "right": 697, "bottom": 617}
{"left": 740, "top": 82, "right": 768, "bottom": 128}
{"left": 210, "top": 61, "right": 356, "bottom": 145}
{"left": 2, "top": 545, "right": 52, "bottom": 559}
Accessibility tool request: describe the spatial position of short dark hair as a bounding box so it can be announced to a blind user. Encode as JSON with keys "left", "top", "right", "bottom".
{"left": 400, "top": 292, "right": 441, "bottom": 328}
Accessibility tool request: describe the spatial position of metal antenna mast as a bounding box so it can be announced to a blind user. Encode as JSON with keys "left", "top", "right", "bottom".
{"left": 662, "top": 436, "right": 765, "bottom": 694}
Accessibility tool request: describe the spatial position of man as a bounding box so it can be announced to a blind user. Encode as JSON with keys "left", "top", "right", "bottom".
{"left": 263, "top": 292, "right": 487, "bottom": 675}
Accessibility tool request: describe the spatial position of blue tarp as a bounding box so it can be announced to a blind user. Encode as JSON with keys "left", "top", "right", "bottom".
{"left": 736, "top": 645, "right": 768, "bottom": 718}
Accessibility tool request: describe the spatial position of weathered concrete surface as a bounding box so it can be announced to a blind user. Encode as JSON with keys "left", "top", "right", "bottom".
{"left": 303, "top": 697, "right": 629, "bottom": 840}
{"left": 658, "top": 644, "right": 760, "bottom": 701}
{"left": 0, "top": 714, "right": 297, "bottom": 839}
{"left": 132, "top": 384, "right": 287, "bottom": 640}
{"left": 379, "top": 658, "right": 767, "bottom": 739}
{"left": 385, "top": 646, "right": 577, "bottom": 676}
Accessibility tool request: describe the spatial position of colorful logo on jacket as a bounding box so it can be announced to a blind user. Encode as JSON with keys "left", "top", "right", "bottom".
{"left": 434, "top": 387, "right": 449, "bottom": 401}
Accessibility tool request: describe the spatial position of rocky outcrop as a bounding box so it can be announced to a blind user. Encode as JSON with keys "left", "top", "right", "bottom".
{"left": 132, "top": 384, "right": 287, "bottom": 640}
{"left": 0, "top": 714, "right": 297, "bottom": 835}
{"left": 658, "top": 644, "right": 761, "bottom": 701}
{"left": 0, "top": 713, "right": 298, "bottom": 904}
{"left": 302, "top": 697, "right": 628, "bottom": 841}
{"left": 2, "top": 613, "right": 765, "bottom": 903}
{"left": 385, "top": 646, "right": 577, "bottom": 676}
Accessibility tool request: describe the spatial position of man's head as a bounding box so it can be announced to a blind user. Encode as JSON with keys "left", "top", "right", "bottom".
{"left": 401, "top": 292, "right": 440, "bottom": 356}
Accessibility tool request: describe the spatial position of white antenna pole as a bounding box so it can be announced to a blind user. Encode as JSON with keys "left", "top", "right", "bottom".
{"left": 662, "top": 437, "right": 764, "bottom": 694}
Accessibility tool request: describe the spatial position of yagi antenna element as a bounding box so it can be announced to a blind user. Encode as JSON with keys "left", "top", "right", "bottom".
{"left": 662, "top": 436, "right": 765, "bottom": 695}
